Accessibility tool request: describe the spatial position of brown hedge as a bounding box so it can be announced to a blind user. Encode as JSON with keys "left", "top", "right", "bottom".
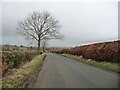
{"left": 50, "top": 41, "right": 120, "bottom": 63}
{"left": 2, "top": 51, "right": 38, "bottom": 74}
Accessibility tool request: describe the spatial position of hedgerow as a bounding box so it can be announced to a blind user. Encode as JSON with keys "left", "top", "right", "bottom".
{"left": 50, "top": 41, "right": 120, "bottom": 63}
{"left": 2, "top": 51, "right": 38, "bottom": 74}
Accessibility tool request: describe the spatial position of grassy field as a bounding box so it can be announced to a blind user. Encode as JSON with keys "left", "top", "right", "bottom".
{"left": 61, "top": 54, "right": 119, "bottom": 73}
{"left": 2, "top": 53, "right": 46, "bottom": 88}
{"left": 2, "top": 45, "right": 38, "bottom": 51}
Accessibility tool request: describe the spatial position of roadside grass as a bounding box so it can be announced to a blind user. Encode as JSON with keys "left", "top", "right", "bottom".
{"left": 61, "top": 54, "right": 119, "bottom": 73}
{"left": 2, "top": 53, "right": 46, "bottom": 88}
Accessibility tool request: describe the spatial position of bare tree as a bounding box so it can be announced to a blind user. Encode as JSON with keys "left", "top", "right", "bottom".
{"left": 41, "top": 39, "right": 47, "bottom": 52}
{"left": 17, "top": 11, "right": 62, "bottom": 54}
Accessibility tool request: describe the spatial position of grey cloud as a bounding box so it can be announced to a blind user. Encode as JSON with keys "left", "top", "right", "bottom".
{"left": 2, "top": 2, "right": 118, "bottom": 47}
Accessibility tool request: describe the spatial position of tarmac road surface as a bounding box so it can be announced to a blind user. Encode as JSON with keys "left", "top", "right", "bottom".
{"left": 34, "top": 53, "right": 118, "bottom": 88}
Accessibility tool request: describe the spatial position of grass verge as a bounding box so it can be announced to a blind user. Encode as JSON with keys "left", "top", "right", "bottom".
{"left": 2, "top": 53, "right": 46, "bottom": 88}
{"left": 61, "top": 54, "right": 119, "bottom": 73}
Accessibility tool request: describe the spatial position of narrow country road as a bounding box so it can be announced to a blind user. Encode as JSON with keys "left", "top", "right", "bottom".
{"left": 34, "top": 53, "right": 118, "bottom": 88}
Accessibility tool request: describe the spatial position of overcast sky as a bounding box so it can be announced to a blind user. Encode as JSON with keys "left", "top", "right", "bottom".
{"left": 1, "top": 0, "right": 118, "bottom": 47}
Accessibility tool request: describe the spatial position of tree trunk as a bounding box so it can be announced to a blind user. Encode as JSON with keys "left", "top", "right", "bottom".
{"left": 37, "top": 41, "right": 40, "bottom": 54}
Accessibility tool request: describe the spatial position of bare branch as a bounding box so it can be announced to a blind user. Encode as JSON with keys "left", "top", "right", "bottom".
{"left": 17, "top": 11, "right": 63, "bottom": 53}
